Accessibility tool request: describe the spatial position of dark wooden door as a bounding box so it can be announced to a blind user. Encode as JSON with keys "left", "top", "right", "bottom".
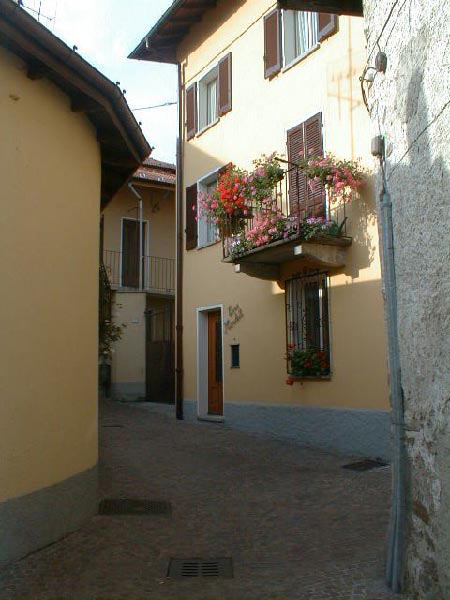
{"left": 208, "top": 311, "right": 223, "bottom": 415}
{"left": 122, "top": 219, "right": 145, "bottom": 288}
{"left": 145, "top": 305, "right": 175, "bottom": 404}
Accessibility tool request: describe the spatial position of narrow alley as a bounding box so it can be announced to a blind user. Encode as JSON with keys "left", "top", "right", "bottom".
{"left": 0, "top": 400, "right": 393, "bottom": 599}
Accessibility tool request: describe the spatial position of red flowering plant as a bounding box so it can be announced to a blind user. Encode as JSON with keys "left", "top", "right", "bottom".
{"left": 296, "top": 153, "right": 366, "bottom": 203}
{"left": 287, "top": 344, "right": 330, "bottom": 379}
{"left": 198, "top": 154, "right": 284, "bottom": 237}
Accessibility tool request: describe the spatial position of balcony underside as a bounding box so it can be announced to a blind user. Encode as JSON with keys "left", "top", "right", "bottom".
{"left": 223, "top": 234, "right": 352, "bottom": 281}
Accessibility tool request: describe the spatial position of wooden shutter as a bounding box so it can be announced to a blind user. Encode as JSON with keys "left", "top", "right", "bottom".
{"left": 287, "top": 123, "right": 307, "bottom": 219}
{"left": 304, "top": 112, "right": 325, "bottom": 217}
{"left": 218, "top": 53, "right": 232, "bottom": 116}
{"left": 264, "top": 9, "right": 282, "bottom": 79}
{"left": 186, "top": 83, "right": 197, "bottom": 140}
{"left": 185, "top": 183, "right": 198, "bottom": 250}
{"left": 318, "top": 13, "right": 338, "bottom": 42}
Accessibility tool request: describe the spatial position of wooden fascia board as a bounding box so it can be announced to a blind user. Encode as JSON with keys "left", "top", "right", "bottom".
{"left": 277, "top": 0, "right": 363, "bottom": 16}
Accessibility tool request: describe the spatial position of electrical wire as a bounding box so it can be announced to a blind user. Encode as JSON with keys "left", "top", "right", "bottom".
{"left": 131, "top": 101, "right": 177, "bottom": 111}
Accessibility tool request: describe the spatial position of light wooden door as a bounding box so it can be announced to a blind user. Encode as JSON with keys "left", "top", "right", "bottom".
{"left": 208, "top": 311, "right": 223, "bottom": 415}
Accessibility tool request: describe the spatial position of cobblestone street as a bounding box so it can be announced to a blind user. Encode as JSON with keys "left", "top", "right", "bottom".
{"left": 0, "top": 400, "right": 394, "bottom": 599}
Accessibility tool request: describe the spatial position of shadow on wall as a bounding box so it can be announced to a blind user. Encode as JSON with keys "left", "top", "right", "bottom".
{"left": 381, "top": 25, "right": 450, "bottom": 597}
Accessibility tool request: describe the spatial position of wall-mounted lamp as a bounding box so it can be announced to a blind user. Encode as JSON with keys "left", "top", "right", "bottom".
{"left": 360, "top": 51, "right": 388, "bottom": 112}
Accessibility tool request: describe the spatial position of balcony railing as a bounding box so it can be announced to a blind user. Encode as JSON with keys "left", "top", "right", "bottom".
{"left": 103, "top": 250, "right": 175, "bottom": 294}
{"left": 222, "top": 162, "right": 349, "bottom": 261}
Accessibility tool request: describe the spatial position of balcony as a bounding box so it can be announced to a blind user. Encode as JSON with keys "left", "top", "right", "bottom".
{"left": 103, "top": 250, "right": 175, "bottom": 295}
{"left": 221, "top": 163, "right": 352, "bottom": 280}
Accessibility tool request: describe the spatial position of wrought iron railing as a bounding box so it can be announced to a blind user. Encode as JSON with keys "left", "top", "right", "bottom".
{"left": 103, "top": 250, "right": 175, "bottom": 293}
{"left": 222, "top": 162, "right": 348, "bottom": 259}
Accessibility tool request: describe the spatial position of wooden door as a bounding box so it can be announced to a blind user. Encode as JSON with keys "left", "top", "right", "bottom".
{"left": 122, "top": 219, "right": 145, "bottom": 288}
{"left": 208, "top": 311, "right": 223, "bottom": 415}
{"left": 145, "top": 304, "right": 175, "bottom": 404}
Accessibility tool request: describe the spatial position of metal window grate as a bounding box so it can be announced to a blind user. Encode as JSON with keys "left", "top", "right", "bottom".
{"left": 98, "top": 498, "right": 172, "bottom": 516}
{"left": 167, "top": 558, "right": 233, "bottom": 579}
{"left": 342, "top": 458, "right": 388, "bottom": 472}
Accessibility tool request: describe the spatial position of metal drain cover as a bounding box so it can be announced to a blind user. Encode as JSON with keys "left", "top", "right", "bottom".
{"left": 342, "top": 458, "right": 388, "bottom": 472}
{"left": 98, "top": 498, "right": 171, "bottom": 515}
{"left": 167, "top": 558, "right": 233, "bottom": 579}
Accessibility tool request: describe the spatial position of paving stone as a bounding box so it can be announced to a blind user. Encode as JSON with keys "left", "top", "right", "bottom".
{"left": 0, "top": 399, "right": 398, "bottom": 599}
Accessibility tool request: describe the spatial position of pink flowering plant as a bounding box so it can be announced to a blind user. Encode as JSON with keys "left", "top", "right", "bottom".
{"left": 296, "top": 153, "right": 366, "bottom": 202}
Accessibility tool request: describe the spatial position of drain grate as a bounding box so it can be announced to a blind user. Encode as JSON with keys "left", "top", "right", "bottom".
{"left": 342, "top": 458, "right": 388, "bottom": 472}
{"left": 98, "top": 498, "right": 171, "bottom": 516}
{"left": 102, "top": 424, "right": 124, "bottom": 428}
{"left": 167, "top": 558, "right": 233, "bottom": 579}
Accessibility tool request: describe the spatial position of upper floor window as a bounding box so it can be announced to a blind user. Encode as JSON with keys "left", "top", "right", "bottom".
{"left": 283, "top": 11, "right": 318, "bottom": 65}
{"left": 199, "top": 67, "right": 218, "bottom": 130}
{"left": 186, "top": 53, "right": 232, "bottom": 140}
{"left": 198, "top": 177, "right": 218, "bottom": 246}
{"left": 264, "top": 9, "right": 338, "bottom": 78}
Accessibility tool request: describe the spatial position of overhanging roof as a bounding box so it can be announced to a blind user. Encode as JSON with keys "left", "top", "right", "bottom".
{"left": 129, "top": 0, "right": 218, "bottom": 64}
{"left": 0, "top": 0, "right": 152, "bottom": 206}
{"left": 277, "top": 0, "right": 363, "bottom": 16}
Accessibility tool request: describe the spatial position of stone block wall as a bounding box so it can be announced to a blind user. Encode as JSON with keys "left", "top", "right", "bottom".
{"left": 362, "top": 0, "right": 450, "bottom": 595}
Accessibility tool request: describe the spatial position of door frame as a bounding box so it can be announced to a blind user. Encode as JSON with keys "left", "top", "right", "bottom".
{"left": 120, "top": 216, "right": 150, "bottom": 288}
{"left": 196, "top": 304, "right": 224, "bottom": 421}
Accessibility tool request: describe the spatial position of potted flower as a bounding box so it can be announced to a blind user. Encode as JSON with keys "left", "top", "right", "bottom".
{"left": 288, "top": 345, "right": 330, "bottom": 378}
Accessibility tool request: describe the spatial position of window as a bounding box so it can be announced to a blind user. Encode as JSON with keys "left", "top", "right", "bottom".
{"left": 199, "top": 67, "right": 218, "bottom": 130}
{"left": 285, "top": 272, "right": 330, "bottom": 376}
{"left": 263, "top": 9, "right": 337, "bottom": 78}
{"left": 283, "top": 10, "right": 318, "bottom": 65}
{"left": 185, "top": 53, "right": 232, "bottom": 138}
{"left": 198, "top": 175, "right": 218, "bottom": 247}
{"left": 231, "top": 344, "right": 240, "bottom": 368}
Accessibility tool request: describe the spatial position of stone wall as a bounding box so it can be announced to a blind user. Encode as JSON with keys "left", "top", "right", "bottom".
{"left": 362, "top": 0, "right": 450, "bottom": 596}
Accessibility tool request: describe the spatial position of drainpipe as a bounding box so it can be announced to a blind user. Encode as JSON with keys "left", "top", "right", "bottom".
{"left": 175, "top": 62, "right": 184, "bottom": 420}
{"left": 128, "top": 183, "right": 143, "bottom": 290}
{"left": 376, "top": 144, "right": 406, "bottom": 593}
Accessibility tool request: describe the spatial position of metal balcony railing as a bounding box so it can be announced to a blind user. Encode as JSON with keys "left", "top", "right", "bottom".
{"left": 222, "top": 163, "right": 349, "bottom": 259}
{"left": 103, "top": 250, "right": 175, "bottom": 294}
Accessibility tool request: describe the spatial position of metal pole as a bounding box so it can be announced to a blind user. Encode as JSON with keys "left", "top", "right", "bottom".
{"left": 128, "top": 183, "right": 143, "bottom": 290}
{"left": 175, "top": 62, "right": 184, "bottom": 420}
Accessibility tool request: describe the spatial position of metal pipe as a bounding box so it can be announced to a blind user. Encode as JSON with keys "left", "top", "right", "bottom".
{"left": 128, "top": 183, "right": 143, "bottom": 290}
{"left": 378, "top": 156, "right": 406, "bottom": 593}
{"left": 175, "top": 62, "right": 184, "bottom": 420}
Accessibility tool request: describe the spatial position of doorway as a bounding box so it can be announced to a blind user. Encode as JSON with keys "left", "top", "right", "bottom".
{"left": 197, "top": 306, "right": 224, "bottom": 419}
{"left": 121, "top": 218, "right": 146, "bottom": 288}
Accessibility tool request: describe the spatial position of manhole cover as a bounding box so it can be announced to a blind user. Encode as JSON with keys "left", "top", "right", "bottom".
{"left": 342, "top": 458, "right": 388, "bottom": 472}
{"left": 98, "top": 498, "right": 171, "bottom": 515}
{"left": 167, "top": 558, "right": 233, "bottom": 579}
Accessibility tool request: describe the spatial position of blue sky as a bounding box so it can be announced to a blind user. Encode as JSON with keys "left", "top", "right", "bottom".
{"left": 23, "top": 0, "right": 177, "bottom": 163}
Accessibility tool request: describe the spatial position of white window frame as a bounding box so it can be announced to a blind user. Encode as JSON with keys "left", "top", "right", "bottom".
{"left": 198, "top": 66, "right": 219, "bottom": 132}
{"left": 281, "top": 10, "right": 320, "bottom": 70}
{"left": 197, "top": 168, "right": 220, "bottom": 249}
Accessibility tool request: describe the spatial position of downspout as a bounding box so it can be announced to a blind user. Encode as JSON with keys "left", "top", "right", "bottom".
{"left": 175, "top": 62, "right": 184, "bottom": 420}
{"left": 376, "top": 145, "right": 406, "bottom": 593}
{"left": 128, "top": 183, "right": 143, "bottom": 290}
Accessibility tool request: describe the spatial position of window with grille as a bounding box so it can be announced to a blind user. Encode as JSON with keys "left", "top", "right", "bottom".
{"left": 285, "top": 272, "right": 330, "bottom": 377}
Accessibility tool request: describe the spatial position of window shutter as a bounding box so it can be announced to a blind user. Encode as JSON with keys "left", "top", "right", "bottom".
{"left": 318, "top": 13, "right": 338, "bottom": 42}
{"left": 264, "top": 9, "right": 282, "bottom": 79}
{"left": 287, "top": 123, "right": 307, "bottom": 219}
{"left": 304, "top": 112, "right": 325, "bottom": 217}
{"left": 185, "top": 183, "right": 198, "bottom": 250}
{"left": 218, "top": 53, "right": 232, "bottom": 116}
{"left": 186, "top": 83, "right": 197, "bottom": 140}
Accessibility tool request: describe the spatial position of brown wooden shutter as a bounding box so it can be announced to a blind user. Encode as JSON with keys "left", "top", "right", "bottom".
{"left": 304, "top": 112, "right": 325, "bottom": 217}
{"left": 185, "top": 183, "right": 198, "bottom": 250}
{"left": 318, "top": 14, "right": 338, "bottom": 42}
{"left": 287, "top": 124, "right": 307, "bottom": 219}
{"left": 218, "top": 53, "right": 232, "bottom": 116}
{"left": 186, "top": 83, "right": 197, "bottom": 140}
{"left": 264, "top": 9, "right": 282, "bottom": 79}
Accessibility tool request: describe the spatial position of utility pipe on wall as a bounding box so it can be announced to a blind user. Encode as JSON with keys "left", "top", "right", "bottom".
{"left": 128, "top": 183, "right": 143, "bottom": 291}
{"left": 175, "top": 62, "right": 184, "bottom": 420}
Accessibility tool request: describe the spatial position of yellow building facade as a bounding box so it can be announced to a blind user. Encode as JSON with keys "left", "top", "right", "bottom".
{"left": 0, "top": 0, "right": 149, "bottom": 564}
{"left": 101, "top": 160, "right": 176, "bottom": 401}
{"left": 132, "top": 0, "right": 390, "bottom": 457}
